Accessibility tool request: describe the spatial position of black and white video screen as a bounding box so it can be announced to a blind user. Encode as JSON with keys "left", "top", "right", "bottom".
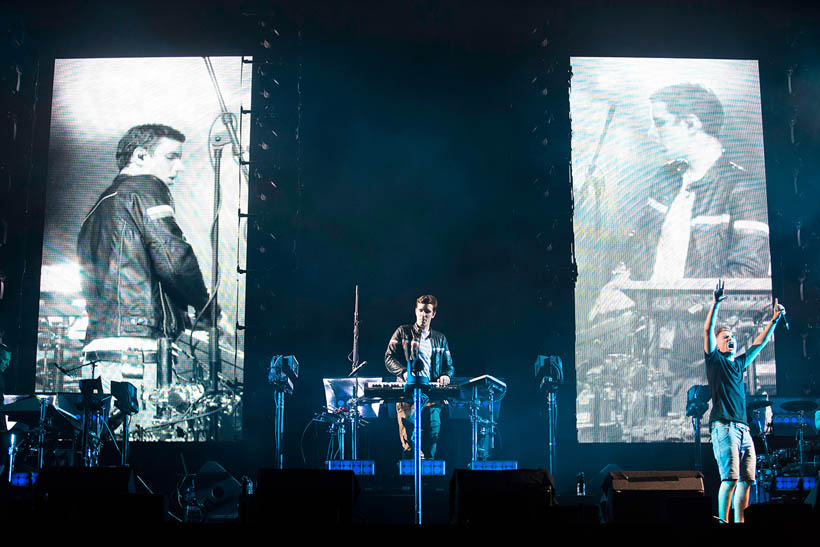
{"left": 571, "top": 58, "right": 774, "bottom": 443}
{"left": 36, "top": 57, "right": 251, "bottom": 441}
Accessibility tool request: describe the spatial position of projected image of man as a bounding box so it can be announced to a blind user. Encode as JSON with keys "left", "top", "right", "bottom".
{"left": 581, "top": 82, "right": 773, "bottom": 442}
{"left": 629, "top": 83, "right": 769, "bottom": 281}
{"left": 77, "top": 124, "right": 214, "bottom": 430}
{"left": 385, "top": 295, "right": 454, "bottom": 459}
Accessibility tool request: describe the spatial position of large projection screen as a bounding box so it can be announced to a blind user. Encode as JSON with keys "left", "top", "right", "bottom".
{"left": 571, "top": 58, "right": 774, "bottom": 443}
{"left": 36, "top": 57, "right": 250, "bottom": 441}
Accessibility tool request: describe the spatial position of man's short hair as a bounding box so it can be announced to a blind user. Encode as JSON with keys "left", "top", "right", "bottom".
{"left": 716, "top": 326, "right": 733, "bottom": 337}
{"left": 650, "top": 83, "right": 724, "bottom": 139}
{"left": 416, "top": 294, "right": 438, "bottom": 312}
{"left": 116, "top": 124, "right": 186, "bottom": 170}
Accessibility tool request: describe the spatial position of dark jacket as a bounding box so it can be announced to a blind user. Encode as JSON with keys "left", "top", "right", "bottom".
{"left": 628, "top": 157, "right": 770, "bottom": 280}
{"left": 385, "top": 324, "right": 454, "bottom": 380}
{"left": 77, "top": 174, "right": 210, "bottom": 341}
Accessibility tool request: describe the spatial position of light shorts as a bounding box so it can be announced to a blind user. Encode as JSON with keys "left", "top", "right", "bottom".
{"left": 710, "top": 420, "right": 756, "bottom": 483}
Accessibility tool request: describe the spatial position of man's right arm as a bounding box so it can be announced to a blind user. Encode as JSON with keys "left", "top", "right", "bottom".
{"left": 704, "top": 279, "right": 725, "bottom": 354}
{"left": 385, "top": 327, "right": 406, "bottom": 379}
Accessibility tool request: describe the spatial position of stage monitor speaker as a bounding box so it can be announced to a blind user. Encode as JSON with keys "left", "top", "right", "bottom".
{"left": 449, "top": 469, "right": 555, "bottom": 525}
{"left": 195, "top": 461, "right": 242, "bottom": 520}
{"left": 603, "top": 470, "right": 708, "bottom": 523}
{"left": 250, "top": 469, "right": 359, "bottom": 525}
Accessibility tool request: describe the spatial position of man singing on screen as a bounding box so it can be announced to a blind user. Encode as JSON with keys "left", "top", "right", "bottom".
{"left": 704, "top": 279, "right": 782, "bottom": 523}
{"left": 77, "top": 124, "right": 214, "bottom": 427}
{"left": 385, "top": 294, "right": 454, "bottom": 459}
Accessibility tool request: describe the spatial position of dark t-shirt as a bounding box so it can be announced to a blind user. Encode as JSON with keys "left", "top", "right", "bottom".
{"left": 705, "top": 347, "right": 758, "bottom": 425}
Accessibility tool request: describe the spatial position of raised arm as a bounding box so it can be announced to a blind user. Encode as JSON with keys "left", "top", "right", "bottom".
{"left": 744, "top": 298, "right": 784, "bottom": 364}
{"left": 704, "top": 279, "right": 726, "bottom": 354}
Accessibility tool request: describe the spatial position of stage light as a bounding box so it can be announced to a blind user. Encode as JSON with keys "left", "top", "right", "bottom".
{"left": 327, "top": 460, "right": 375, "bottom": 475}
{"left": 398, "top": 460, "right": 446, "bottom": 476}
{"left": 269, "top": 354, "right": 299, "bottom": 394}
{"left": 269, "top": 355, "right": 299, "bottom": 469}
{"left": 10, "top": 471, "right": 37, "bottom": 487}
{"left": 685, "top": 385, "right": 710, "bottom": 419}
{"left": 469, "top": 460, "right": 518, "bottom": 471}
{"left": 111, "top": 381, "right": 139, "bottom": 415}
{"left": 534, "top": 355, "right": 563, "bottom": 393}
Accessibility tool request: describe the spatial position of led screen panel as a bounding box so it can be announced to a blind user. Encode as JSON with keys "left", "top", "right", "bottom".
{"left": 37, "top": 56, "right": 251, "bottom": 441}
{"left": 570, "top": 57, "right": 774, "bottom": 442}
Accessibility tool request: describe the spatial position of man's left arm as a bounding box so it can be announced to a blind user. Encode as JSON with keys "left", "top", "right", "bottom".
{"left": 744, "top": 298, "right": 784, "bottom": 366}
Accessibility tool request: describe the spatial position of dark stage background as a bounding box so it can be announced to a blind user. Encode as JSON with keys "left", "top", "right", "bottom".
{"left": 3, "top": 0, "right": 820, "bottom": 497}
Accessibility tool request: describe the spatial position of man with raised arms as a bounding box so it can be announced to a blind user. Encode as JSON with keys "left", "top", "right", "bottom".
{"left": 704, "top": 279, "right": 783, "bottom": 523}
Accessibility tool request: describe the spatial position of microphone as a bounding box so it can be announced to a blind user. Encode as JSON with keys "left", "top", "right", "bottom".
{"left": 348, "top": 361, "right": 367, "bottom": 377}
{"left": 780, "top": 307, "right": 790, "bottom": 331}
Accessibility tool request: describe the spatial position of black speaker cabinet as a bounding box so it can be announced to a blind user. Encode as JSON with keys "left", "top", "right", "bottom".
{"left": 449, "top": 469, "right": 555, "bottom": 525}
{"left": 34, "top": 466, "right": 164, "bottom": 522}
{"left": 745, "top": 502, "right": 814, "bottom": 524}
{"left": 603, "top": 470, "right": 709, "bottom": 523}
{"left": 250, "top": 469, "right": 359, "bottom": 525}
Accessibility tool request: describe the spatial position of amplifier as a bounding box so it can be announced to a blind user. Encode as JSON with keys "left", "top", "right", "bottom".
{"left": 603, "top": 470, "right": 708, "bottom": 523}
{"left": 605, "top": 470, "right": 705, "bottom": 493}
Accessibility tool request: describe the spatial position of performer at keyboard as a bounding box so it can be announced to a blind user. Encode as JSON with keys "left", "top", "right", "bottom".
{"left": 385, "top": 294, "right": 454, "bottom": 459}
{"left": 704, "top": 279, "right": 782, "bottom": 523}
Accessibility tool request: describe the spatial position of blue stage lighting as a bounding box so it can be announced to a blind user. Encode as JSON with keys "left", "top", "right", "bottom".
{"left": 469, "top": 460, "right": 519, "bottom": 471}
{"left": 398, "top": 460, "right": 446, "bottom": 476}
{"left": 326, "top": 460, "right": 375, "bottom": 475}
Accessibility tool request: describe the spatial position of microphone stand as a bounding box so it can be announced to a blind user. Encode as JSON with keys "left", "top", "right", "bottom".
{"left": 578, "top": 104, "right": 616, "bottom": 241}
{"left": 349, "top": 285, "right": 364, "bottom": 460}
{"left": 208, "top": 118, "right": 231, "bottom": 441}
{"left": 201, "top": 57, "right": 251, "bottom": 441}
{"left": 53, "top": 359, "right": 102, "bottom": 377}
{"left": 203, "top": 57, "right": 249, "bottom": 184}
